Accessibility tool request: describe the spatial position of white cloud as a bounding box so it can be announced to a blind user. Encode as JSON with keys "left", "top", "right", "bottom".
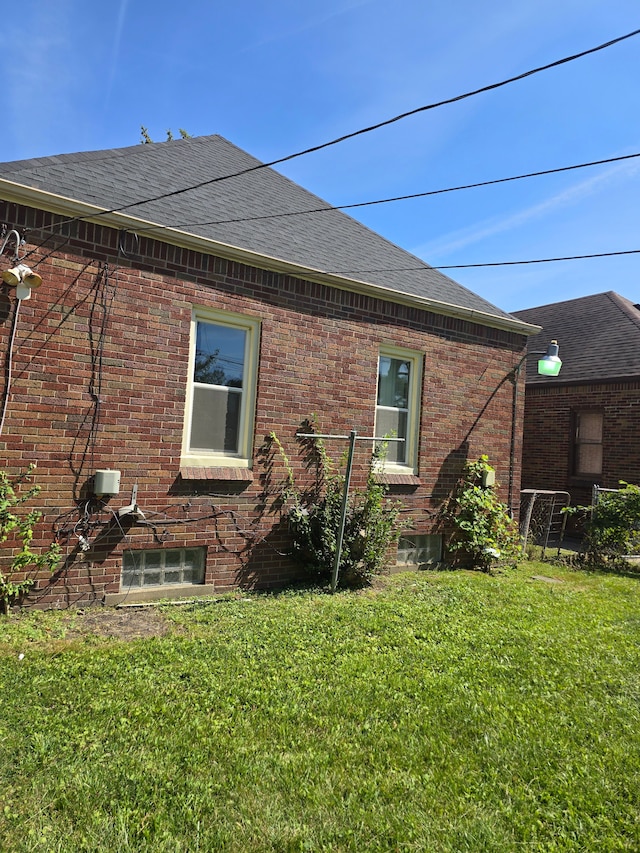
{"left": 103, "top": 0, "right": 130, "bottom": 112}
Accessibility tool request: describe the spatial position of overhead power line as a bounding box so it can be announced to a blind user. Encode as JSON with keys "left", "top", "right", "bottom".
{"left": 436, "top": 249, "right": 640, "bottom": 269}
{"left": 160, "top": 151, "right": 640, "bottom": 231}
{"left": 44, "top": 25, "right": 640, "bottom": 228}
{"left": 329, "top": 248, "right": 640, "bottom": 274}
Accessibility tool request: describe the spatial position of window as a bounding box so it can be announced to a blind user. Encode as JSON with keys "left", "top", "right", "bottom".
{"left": 397, "top": 534, "right": 442, "bottom": 567}
{"left": 374, "top": 346, "right": 422, "bottom": 472}
{"left": 121, "top": 548, "right": 205, "bottom": 590}
{"left": 182, "top": 308, "right": 260, "bottom": 467}
{"left": 573, "top": 410, "right": 603, "bottom": 476}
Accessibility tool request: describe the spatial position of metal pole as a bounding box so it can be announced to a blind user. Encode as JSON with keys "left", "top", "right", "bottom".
{"left": 331, "top": 429, "right": 357, "bottom": 592}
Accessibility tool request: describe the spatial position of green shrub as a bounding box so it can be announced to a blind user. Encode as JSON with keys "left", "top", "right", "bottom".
{"left": 565, "top": 482, "right": 640, "bottom": 569}
{"left": 269, "top": 431, "right": 403, "bottom": 588}
{"left": 0, "top": 465, "right": 60, "bottom": 614}
{"left": 439, "top": 455, "right": 520, "bottom": 571}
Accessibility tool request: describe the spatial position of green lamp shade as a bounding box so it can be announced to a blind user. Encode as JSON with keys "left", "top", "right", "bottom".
{"left": 537, "top": 341, "right": 562, "bottom": 376}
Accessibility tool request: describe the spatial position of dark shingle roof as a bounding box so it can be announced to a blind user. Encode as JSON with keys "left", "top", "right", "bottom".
{"left": 0, "top": 135, "right": 516, "bottom": 322}
{"left": 512, "top": 291, "right": 640, "bottom": 383}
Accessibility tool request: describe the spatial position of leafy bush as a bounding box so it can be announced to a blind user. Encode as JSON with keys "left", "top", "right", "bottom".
{"left": 439, "top": 455, "right": 520, "bottom": 571}
{"left": 0, "top": 465, "right": 60, "bottom": 614}
{"left": 270, "top": 431, "right": 403, "bottom": 588}
{"left": 565, "top": 482, "right": 640, "bottom": 570}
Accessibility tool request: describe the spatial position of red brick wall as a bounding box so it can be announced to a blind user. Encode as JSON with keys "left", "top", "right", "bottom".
{"left": 521, "top": 380, "right": 640, "bottom": 511}
{"left": 0, "top": 202, "right": 527, "bottom": 607}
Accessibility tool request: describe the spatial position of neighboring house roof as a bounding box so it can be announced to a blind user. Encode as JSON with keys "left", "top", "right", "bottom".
{"left": 513, "top": 291, "right": 640, "bottom": 384}
{"left": 0, "top": 134, "right": 533, "bottom": 333}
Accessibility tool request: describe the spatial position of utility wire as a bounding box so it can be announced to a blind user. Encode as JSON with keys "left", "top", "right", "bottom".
{"left": 0, "top": 299, "right": 21, "bottom": 437}
{"left": 329, "top": 248, "right": 640, "bottom": 274}
{"left": 127, "top": 150, "right": 640, "bottom": 233}
{"left": 42, "top": 25, "right": 640, "bottom": 229}
{"left": 436, "top": 249, "right": 640, "bottom": 269}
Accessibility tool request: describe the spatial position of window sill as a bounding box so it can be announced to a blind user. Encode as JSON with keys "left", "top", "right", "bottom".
{"left": 180, "top": 467, "right": 254, "bottom": 482}
{"left": 373, "top": 471, "right": 422, "bottom": 486}
{"left": 570, "top": 474, "right": 602, "bottom": 484}
{"left": 105, "top": 584, "right": 217, "bottom": 606}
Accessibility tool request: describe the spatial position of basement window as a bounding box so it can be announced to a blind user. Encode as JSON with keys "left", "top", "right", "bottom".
{"left": 397, "top": 534, "right": 442, "bottom": 567}
{"left": 121, "top": 547, "right": 206, "bottom": 590}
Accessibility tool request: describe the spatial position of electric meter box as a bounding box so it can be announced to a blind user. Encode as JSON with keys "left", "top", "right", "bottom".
{"left": 482, "top": 469, "right": 496, "bottom": 488}
{"left": 94, "top": 469, "right": 121, "bottom": 497}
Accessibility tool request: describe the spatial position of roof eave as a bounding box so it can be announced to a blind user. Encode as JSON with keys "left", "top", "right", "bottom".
{"left": 526, "top": 372, "right": 640, "bottom": 387}
{"left": 0, "top": 179, "right": 540, "bottom": 337}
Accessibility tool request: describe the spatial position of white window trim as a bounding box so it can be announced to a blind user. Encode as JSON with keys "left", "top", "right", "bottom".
{"left": 181, "top": 306, "right": 260, "bottom": 469}
{"left": 374, "top": 344, "right": 423, "bottom": 475}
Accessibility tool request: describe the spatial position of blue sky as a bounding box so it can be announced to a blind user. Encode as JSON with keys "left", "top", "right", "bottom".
{"left": 1, "top": 1, "right": 638, "bottom": 313}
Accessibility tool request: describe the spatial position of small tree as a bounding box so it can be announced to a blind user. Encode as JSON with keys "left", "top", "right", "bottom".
{"left": 0, "top": 465, "right": 60, "bottom": 614}
{"left": 440, "top": 455, "right": 520, "bottom": 571}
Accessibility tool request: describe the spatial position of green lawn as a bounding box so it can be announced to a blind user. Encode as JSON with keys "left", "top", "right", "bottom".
{"left": 1, "top": 563, "right": 639, "bottom": 852}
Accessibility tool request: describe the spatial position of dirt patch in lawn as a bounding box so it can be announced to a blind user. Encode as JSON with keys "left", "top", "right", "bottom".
{"left": 63, "top": 607, "right": 173, "bottom": 641}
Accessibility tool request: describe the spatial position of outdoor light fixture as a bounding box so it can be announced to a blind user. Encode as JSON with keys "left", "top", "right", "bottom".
{"left": 536, "top": 340, "right": 562, "bottom": 377}
{"left": 0, "top": 229, "right": 43, "bottom": 300}
{"left": 2, "top": 264, "right": 43, "bottom": 300}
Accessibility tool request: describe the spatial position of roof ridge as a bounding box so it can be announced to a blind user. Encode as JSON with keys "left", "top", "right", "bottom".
{"left": 0, "top": 134, "right": 229, "bottom": 174}
{"left": 606, "top": 291, "right": 640, "bottom": 332}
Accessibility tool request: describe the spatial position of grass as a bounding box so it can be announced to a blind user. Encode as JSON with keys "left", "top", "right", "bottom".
{"left": 1, "top": 562, "right": 639, "bottom": 851}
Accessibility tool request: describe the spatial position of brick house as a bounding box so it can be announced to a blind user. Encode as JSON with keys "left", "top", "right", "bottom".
{"left": 0, "top": 135, "right": 537, "bottom": 607}
{"left": 513, "top": 291, "right": 640, "bottom": 511}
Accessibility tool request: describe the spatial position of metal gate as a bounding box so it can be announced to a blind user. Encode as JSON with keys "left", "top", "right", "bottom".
{"left": 520, "top": 489, "right": 571, "bottom": 557}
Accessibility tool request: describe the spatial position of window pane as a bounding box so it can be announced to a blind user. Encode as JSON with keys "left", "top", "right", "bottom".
{"left": 184, "top": 549, "right": 198, "bottom": 567}
{"left": 579, "top": 412, "right": 603, "bottom": 442}
{"left": 578, "top": 444, "right": 602, "bottom": 475}
{"left": 123, "top": 552, "right": 136, "bottom": 571}
{"left": 190, "top": 386, "right": 241, "bottom": 453}
{"left": 194, "top": 322, "right": 245, "bottom": 388}
{"left": 145, "top": 552, "right": 162, "bottom": 570}
{"left": 377, "top": 357, "right": 410, "bottom": 408}
{"left": 375, "top": 408, "right": 407, "bottom": 464}
{"left": 165, "top": 551, "right": 181, "bottom": 569}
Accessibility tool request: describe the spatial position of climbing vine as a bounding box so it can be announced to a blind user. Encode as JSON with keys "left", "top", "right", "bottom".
{"left": 0, "top": 465, "right": 60, "bottom": 614}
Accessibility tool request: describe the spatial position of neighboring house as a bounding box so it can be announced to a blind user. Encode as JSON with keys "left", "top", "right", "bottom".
{"left": 513, "top": 291, "right": 640, "bottom": 512}
{"left": 0, "top": 135, "right": 537, "bottom": 608}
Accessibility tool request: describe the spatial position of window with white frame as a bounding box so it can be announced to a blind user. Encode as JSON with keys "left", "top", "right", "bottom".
{"left": 182, "top": 308, "right": 260, "bottom": 467}
{"left": 121, "top": 548, "right": 205, "bottom": 589}
{"left": 374, "top": 347, "right": 422, "bottom": 472}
